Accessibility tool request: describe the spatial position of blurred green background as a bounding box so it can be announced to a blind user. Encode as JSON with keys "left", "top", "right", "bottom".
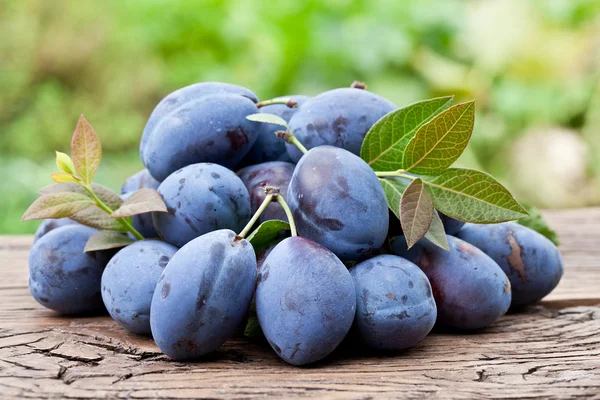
{"left": 2, "top": 0, "right": 599, "bottom": 234}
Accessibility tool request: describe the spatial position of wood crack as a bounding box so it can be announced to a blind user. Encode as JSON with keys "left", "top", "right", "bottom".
{"left": 474, "top": 369, "right": 488, "bottom": 382}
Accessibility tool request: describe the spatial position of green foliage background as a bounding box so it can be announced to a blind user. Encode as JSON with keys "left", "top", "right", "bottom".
{"left": 2, "top": 0, "right": 599, "bottom": 233}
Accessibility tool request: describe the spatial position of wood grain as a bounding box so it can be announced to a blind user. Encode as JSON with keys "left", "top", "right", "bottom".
{"left": 0, "top": 208, "right": 599, "bottom": 399}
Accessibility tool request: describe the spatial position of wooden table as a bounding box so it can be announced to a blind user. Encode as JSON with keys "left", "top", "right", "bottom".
{"left": 1, "top": 209, "right": 599, "bottom": 399}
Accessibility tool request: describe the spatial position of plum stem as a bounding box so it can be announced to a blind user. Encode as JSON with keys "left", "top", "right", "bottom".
{"left": 256, "top": 98, "right": 298, "bottom": 109}
{"left": 374, "top": 170, "right": 415, "bottom": 180}
{"left": 275, "top": 195, "right": 297, "bottom": 237}
{"left": 288, "top": 136, "right": 309, "bottom": 155}
{"left": 238, "top": 193, "right": 275, "bottom": 239}
{"left": 275, "top": 130, "right": 308, "bottom": 154}
{"left": 351, "top": 81, "right": 368, "bottom": 90}
{"left": 82, "top": 184, "right": 144, "bottom": 240}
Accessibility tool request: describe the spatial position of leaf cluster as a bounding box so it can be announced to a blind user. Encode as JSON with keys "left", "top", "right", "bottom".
{"left": 361, "top": 97, "right": 530, "bottom": 249}
{"left": 22, "top": 116, "right": 168, "bottom": 252}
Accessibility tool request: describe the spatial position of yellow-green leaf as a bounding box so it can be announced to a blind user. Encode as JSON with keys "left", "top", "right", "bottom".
{"left": 71, "top": 115, "right": 102, "bottom": 185}
{"left": 422, "top": 168, "right": 529, "bottom": 223}
{"left": 51, "top": 173, "right": 80, "bottom": 184}
{"left": 400, "top": 178, "right": 434, "bottom": 248}
{"left": 246, "top": 113, "right": 289, "bottom": 129}
{"left": 361, "top": 96, "right": 454, "bottom": 171}
{"left": 403, "top": 101, "right": 475, "bottom": 175}
{"left": 55, "top": 151, "right": 77, "bottom": 175}
{"left": 22, "top": 192, "right": 94, "bottom": 221}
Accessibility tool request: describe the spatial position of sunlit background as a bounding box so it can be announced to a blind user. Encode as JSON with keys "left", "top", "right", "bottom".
{"left": 2, "top": 0, "right": 599, "bottom": 233}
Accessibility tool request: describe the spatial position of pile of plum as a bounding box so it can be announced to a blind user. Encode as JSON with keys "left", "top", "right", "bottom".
{"left": 28, "top": 83, "right": 564, "bottom": 366}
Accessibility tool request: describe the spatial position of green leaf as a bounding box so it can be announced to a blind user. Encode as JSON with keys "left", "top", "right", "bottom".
{"left": 422, "top": 168, "right": 529, "bottom": 223}
{"left": 244, "top": 301, "right": 264, "bottom": 340}
{"left": 50, "top": 173, "right": 80, "bottom": 184}
{"left": 55, "top": 151, "right": 77, "bottom": 175}
{"left": 360, "top": 96, "right": 454, "bottom": 171}
{"left": 38, "top": 183, "right": 122, "bottom": 210}
{"left": 246, "top": 113, "right": 289, "bottom": 129}
{"left": 247, "top": 219, "right": 290, "bottom": 252}
{"left": 424, "top": 212, "right": 450, "bottom": 251}
{"left": 84, "top": 231, "right": 134, "bottom": 252}
{"left": 71, "top": 115, "right": 102, "bottom": 185}
{"left": 112, "top": 188, "right": 167, "bottom": 218}
{"left": 244, "top": 315, "right": 263, "bottom": 339}
{"left": 517, "top": 201, "right": 559, "bottom": 245}
{"left": 71, "top": 205, "right": 127, "bottom": 231}
{"left": 22, "top": 192, "right": 94, "bottom": 221}
{"left": 403, "top": 101, "right": 475, "bottom": 175}
{"left": 379, "top": 177, "right": 411, "bottom": 220}
{"left": 400, "top": 178, "right": 434, "bottom": 248}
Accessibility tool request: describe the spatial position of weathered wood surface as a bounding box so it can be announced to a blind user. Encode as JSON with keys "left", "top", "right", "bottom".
{"left": 0, "top": 208, "right": 599, "bottom": 399}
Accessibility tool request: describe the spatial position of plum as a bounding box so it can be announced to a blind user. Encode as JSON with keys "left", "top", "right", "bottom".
{"left": 456, "top": 222, "right": 564, "bottom": 306}
{"left": 101, "top": 240, "right": 178, "bottom": 335}
{"left": 153, "top": 163, "right": 251, "bottom": 247}
{"left": 121, "top": 169, "right": 160, "bottom": 193}
{"left": 237, "top": 161, "right": 295, "bottom": 223}
{"left": 288, "top": 146, "right": 389, "bottom": 261}
{"left": 33, "top": 218, "right": 78, "bottom": 244}
{"left": 255, "top": 236, "right": 356, "bottom": 365}
{"left": 439, "top": 212, "right": 465, "bottom": 236}
{"left": 286, "top": 88, "right": 395, "bottom": 161}
{"left": 140, "top": 82, "right": 262, "bottom": 181}
{"left": 390, "top": 235, "right": 511, "bottom": 330}
{"left": 28, "top": 225, "right": 113, "bottom": 314}
{"left": 349, "top": 255, "right": 437, "bottom": 350}
{"left": 150, "top": 229, "right": 256, "bottom": 360}
{"left": 237, "top": 95, "right": 308, "bottom": 166}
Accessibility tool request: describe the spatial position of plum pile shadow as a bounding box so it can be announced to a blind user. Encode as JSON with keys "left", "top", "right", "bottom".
{"left": 23, "top": 81, "right": 563, "bottom": 366}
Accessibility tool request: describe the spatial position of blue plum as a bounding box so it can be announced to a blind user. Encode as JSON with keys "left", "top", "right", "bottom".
{"left": 238, "top": 95, "right": 308, "bottom": 166}
{"left": 255, "top": 236, "right": 356, "bottom": 365}
{"left": 456, "top": 222, "right": 564, "bottom": 306}
{"left": 390, "top": 235, "right": 511, "bottom": 330}
{"left": 439, "top": 212, "right": 465, "bottom": 236}
{"left": 237, "top": 161, "right": 295, "bottom": 223}
{"left": 28, "top": 225, "right": 112, "bottom": 315}
{"left": 140, "top": 82, "right": 262, "bottom": 181}
{"left": 286, "top": 88, "right": 395, "bottom": 161}
{"left": 33, "top": 218, "right": 78, "bottom": 244}
{"left": 121, "top": 169, "right": 160, "bottom": 194}
{"left": 288, "top": 146, "right": 389, "bottom": 261}
{"left": 150, "top": 229, "right": 257, "bottom": 360}
{"left": 101, "top": 240, "right": 178, "bottom": 335}
{"left": 153, "top": 163, "right": 251, "bottom": 247}
{"left": 349, "top": 255, "right": 437, "bottom": 351}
